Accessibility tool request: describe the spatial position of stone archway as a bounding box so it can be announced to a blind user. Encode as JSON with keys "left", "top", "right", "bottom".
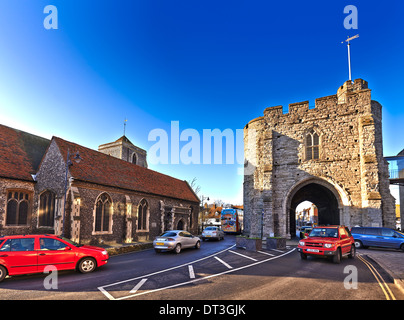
{"left": 177, "top": 219, "right": 184, "bottom": 230}
{"left": 286, "top": 179, "right": 342, "bottom": 238}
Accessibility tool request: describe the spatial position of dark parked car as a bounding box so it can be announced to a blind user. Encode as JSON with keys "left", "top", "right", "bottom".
{"left": 351, "top": 227, "right": 404, "bottom": 251}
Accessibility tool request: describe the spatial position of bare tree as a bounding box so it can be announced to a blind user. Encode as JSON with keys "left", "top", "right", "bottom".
{"left": 187, "top": 177, "right": 201, "bottom": 197}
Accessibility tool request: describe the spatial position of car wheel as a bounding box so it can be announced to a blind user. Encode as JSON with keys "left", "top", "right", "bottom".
{"left": 0, "top": 265, "right": 7, "bottom": 282}
{"left": 300, "top": 252, "right": 307, "bottom": 260}
{"left": 78, "top": 257, "right": 96, "bottom": 273}
{"left": 195, "top": 241, "right": 201, "bottom": 249}
{"left": 348, "top": 245, "right": 356, "bottom": 259}
{"left": 332, "top": 248, "right": 341, "bottom": 264}
{"left": 174, "top": 244, "right": 181, "bottom": 254}
{"left": 400, "top": 243, "right": 404, "bottom": 252}
{"left": 354, "top": 240, "right": 363, "bottom": 249}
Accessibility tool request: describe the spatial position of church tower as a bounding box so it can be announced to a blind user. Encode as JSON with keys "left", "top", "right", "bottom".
{"left": 98, "top": 136, "right": 148, "bottom": 168}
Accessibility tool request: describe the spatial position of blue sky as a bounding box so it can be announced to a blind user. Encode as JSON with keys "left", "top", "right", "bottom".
{"left": 0, "top": 0, "right": 403, "bottom": 205}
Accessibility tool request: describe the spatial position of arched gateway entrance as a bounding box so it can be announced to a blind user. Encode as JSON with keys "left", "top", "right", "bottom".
{"left": 286, "top": 179, "right": 342, "bottom": 238}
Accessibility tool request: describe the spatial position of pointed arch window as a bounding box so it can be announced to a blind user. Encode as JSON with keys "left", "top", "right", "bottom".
{"left": 39, "top": 190, "right": 56, "bottom": 227}
{"left": 306, "top": 130, "right": 320, "bottom": 160}
{"left": 132, "top": 153, "right": 137, "bottom": 165}
{"left": 6, "top": 191, "right": 30, "bottom": 226}
{"left": 94, "top": 193, "right": 112, "bottom": 233}
{"left": 137, "top": 199, "right": 149, "bottom": 231}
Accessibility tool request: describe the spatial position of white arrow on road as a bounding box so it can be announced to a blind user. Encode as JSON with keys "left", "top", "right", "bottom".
{"left": 129, "top": 278, "right": 148, "bottom": 294}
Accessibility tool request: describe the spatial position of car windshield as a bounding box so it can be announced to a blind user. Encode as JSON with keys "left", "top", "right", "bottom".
{"left": 309, "top": 228, "right": 338, "bottom": 238}
{"left": 160, "top": 232, "right": 177, "bottom": 237}
{"left": 205, "top": 227, "right": 217, "bottom": 231}
{"left": 59, "top": 236, "right": 83, "bottom": 247}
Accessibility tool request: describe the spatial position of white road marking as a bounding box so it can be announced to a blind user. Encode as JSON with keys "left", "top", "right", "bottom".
{"left": 257, "top": 250, "right": 275, "bottom": 256}
{"left": 98, "top": 244, "right": 236, "bottom": 290}
{"left": 214, "top": 256, "right": 233, "bottom": 269}
{"left": 188, "top": 265, "right": 195, "bottom": 279}
{"left": 129, "top": 278, "right": 148, "bottom": 294}
{"left": 229, "top": 250, "right": 258, "bottom": 261}
{"left": 109, "top": 248, "right": 296, "bottom": 300}
{"left": 98, "top": 247, "right": 296, "bottom": 300}
{"left": 271, "top": 249, "right": 285, "bottom": 253}
{"left": 98, "top": 286, "right": 115, "bottom": 300}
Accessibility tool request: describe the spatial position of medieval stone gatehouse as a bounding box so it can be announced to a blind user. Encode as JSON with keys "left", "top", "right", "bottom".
{"left": 243, "top": 79, "right": 395, "bottom": 239}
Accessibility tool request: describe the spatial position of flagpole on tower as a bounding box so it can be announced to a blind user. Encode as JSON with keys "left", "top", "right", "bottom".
{"left": 341, "top": 34, "right": 359, "bottom": 82}
{"left": 124, "top": 118, "right": 127, "bottom": 136}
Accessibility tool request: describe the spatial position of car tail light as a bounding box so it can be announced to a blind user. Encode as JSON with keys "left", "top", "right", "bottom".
{"left": 167, "top": 238, "right": 175, "bottom": 241}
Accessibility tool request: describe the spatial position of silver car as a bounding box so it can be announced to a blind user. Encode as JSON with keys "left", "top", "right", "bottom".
{"left": 202, "top": 226, "right": 225, "bottom": 241}
{"left": 153, "top": 230, "right": 201, "bottom": 254}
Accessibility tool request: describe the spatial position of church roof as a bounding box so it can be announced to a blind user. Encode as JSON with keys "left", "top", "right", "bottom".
{"left": 98, "top": 135, "right": 146, "bottom": 153}
{"left": 0, "top": 124, "right": 50, "bottom": 182}
{"left": 53, "top": 136, "right": 200, "bottom": 203}
{"left": 115, "top": 135, "right": 132, "bottom": 143}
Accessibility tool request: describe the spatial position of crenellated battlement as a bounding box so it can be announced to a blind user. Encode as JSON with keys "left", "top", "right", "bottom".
{"left": 337, "top": 78, "right": 368, "bottom": 104}
{"left": 259, "top": 78, "right": 369, "bottom": 121}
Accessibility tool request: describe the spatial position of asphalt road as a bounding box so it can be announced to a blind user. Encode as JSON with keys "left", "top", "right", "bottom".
{"left": 0, "top": 235, "right": 402, "bottom": 302}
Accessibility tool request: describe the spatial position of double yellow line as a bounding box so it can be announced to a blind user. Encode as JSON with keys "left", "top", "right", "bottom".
{"left": 357, "top": 254, "right": 396, "bottom": 300}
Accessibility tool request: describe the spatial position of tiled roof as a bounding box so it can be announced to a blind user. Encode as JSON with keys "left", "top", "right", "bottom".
{"left": 53, "top": 137, "right": 200, "bottom": 203}
{"left": 0, "top": 124, "right": 50, "bottom": 181}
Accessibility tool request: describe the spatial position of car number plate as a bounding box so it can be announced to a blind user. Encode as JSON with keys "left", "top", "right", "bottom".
{"left": 307, "top": 249, "right": 319, "bottom": 252}
{"left": 156, "top": 242, "right": 165, "bottom": 246}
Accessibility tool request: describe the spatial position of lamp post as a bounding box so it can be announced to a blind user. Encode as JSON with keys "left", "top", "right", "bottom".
{"left": 199, "top": 195, "right": 210, "bottom": 233}
{"left": 61, "top": 148, "right": 82, "bottom": 238}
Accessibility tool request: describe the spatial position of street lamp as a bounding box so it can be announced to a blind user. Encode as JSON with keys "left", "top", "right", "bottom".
{"left": 61, "top": 148, "right": 82, "bottom": 238}
{"left": 199, "top": 196, "right": 210, "bottom": 233}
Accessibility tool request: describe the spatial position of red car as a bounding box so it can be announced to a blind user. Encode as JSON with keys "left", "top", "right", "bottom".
{"left": 297, "top": 225, "right": 355, "bottom": 263}
{"left": 0, "top": 234, "right": 109, "bottom": 282}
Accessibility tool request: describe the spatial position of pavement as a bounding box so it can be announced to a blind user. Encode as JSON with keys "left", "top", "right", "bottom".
{"left": 287, "top": 238, "right": 404, "bottom": 294}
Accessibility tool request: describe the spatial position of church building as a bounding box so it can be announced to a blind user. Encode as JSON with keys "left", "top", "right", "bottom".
{"left": 0, "top": 124, "right": 200, "bottom": 245}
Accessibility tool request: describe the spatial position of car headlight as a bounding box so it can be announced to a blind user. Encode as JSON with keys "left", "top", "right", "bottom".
{"left": 324, "top": 243, "right": 333, "bottom": 248}
{"left": 101, "top": 250, "right": 108, "bottom": 255}
{"left": 299, "top": 241, "right": 305, "bottom": 246}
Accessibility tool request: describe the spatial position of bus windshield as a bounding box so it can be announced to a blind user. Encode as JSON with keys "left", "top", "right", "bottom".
{"left": 221, "top": 209, "right": 241, "bottom": 234}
